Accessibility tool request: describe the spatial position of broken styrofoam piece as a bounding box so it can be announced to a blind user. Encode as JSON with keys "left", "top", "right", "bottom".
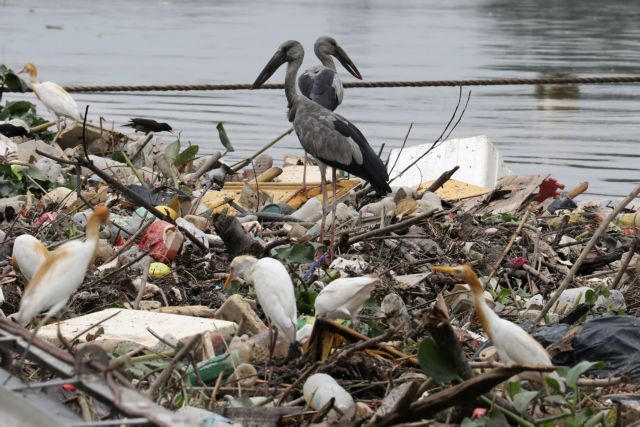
{"left": 35, "top": 157, "right": 64, "bottom": 183}
{"left": 0, "top": 136, "right": 18, "bottom": 162}
{"left": 215, "top": 294, "right": 268, "bottom": 335}
{"left": 41, "top": 187, "right": 77, "bottom": 209}
{"left": 387, "top": 135, "right": 511, "bottom": 188}
{"left": 552, "top": 287, "right": 626, "bottom": 314}
{"left": 303, "top": 373, "right": 355, "bottom": 419}
{"left": 420, "top": 191, "right": 443, "bottom": 210}
{"left": 329, "top": 257, "right": 370, "bottom": 275}
{"left": 360, "top": 197, "right": 396, "bottom": 218}
{"left": 38, "top": 308, "right": 237, "bottom": 351}
{"left": 176, "top": 217, "right": 209, "bottom": 249}
{"left": 87, "top": 155, "right": 154, "bottom": 186}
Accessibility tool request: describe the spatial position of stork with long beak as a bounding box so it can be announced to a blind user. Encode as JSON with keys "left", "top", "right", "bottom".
{"left": 252, "top": 40, "right": 391, "bottom": 254}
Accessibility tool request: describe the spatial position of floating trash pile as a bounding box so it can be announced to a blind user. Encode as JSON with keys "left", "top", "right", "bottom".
{"left": 1, "top": 63, "right": 640, "bottom": 426}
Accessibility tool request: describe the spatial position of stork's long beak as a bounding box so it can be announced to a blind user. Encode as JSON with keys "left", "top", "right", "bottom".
{"left": 334, "top": 46, "right": 362, "bottom": 80}
{"left": 251, "top": 50, "right": 286, "bottom": 89}
{"left": 223, "top": 267, "right": 235, "bottom": 290}
{"left": 431, "top": 266, "right": 455, "bottom": 274}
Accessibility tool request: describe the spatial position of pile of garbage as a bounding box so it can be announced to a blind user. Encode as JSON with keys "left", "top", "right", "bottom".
{"left": 2, "top": 69, "right": 640, "bottom": 426}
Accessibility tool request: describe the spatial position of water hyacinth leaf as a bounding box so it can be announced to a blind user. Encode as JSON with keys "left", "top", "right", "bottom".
{"left": 164, "top": 139, "right": 180, "bottom": 162}
{"left": 271, "top": 242, "right": 318, "bottom": 264}
{"left": 217, "top": 122, "right": 234, "bottom": 152}
{"left": 3, "top": 72, "right": 28, "bottom": 92}
{"left": 0, "top": 100, "right": 34, "bottom": 120}
{"left": 174, "top": 144, "right": 199, "bottom": 166}
{"left": 566, "top": 361, "right": 603, "bottom": 390}
{"left": 417, "top": 336, "right": 459, "bottom": 383}
{"left": 513, "top": 390, "right": 538, "bottom": 413}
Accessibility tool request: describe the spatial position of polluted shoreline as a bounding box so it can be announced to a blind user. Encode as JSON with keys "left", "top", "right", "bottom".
{"left": 1, "top": 63, "right": 640, "bottom": 426}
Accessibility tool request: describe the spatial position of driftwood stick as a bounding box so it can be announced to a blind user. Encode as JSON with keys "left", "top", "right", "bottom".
{"left": 371, "top": 365, "right": 551, "bottom": 427}
{"left": 145, "top": 333, "right": 201, "bottom": 398}
{"left": 346, "top": 209, "right": 437, "bottom": 246}
{"left": 522, "top": 263, "right": 552, "bottom": 286}
{"left": 535, "top": 185, "right": 640, "bottom": 324}
{"left": 421, "top": 165, "right": 460, "bottom": 196}
{"left": 486, "top": 204, "right": 533, "bottom": 283}
{"left": 611, "top": 238, "right": 636, "bottom": 290}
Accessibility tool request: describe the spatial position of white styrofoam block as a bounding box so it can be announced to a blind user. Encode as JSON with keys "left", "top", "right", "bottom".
{"left": 387, "top": 135, "right": 511, "bottom": 188}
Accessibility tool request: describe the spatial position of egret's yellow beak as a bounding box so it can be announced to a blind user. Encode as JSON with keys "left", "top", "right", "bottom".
{"left": 431, "top": 266, "right": 455, "bottom": 274}
{"left": 16, "top": 67, "right": 25, "bottom": 75}
{"left": 223, "top": 268, "right": 234, "bottom": 290}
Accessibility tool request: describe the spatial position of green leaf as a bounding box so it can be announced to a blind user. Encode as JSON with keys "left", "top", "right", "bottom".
{"left": 217, "top": 122, "right": 234, "bottom": 152}
{"left": 545, "top": 394, "right": 568, "bottom": 405}
{"left": 271, "top": 242, "right": 319, "bottom": 264}
{"left": 505, "top": 379, "right": 522, "bottom": 399}
{"left": 174, "top": 144, "right": 199, "bottom": 166}
{"left": 513, "top": 390, "right": 538, "bottom": 413}
{"left": 461, "top": 418, "right": 485, "bottom": 427}
{"left": 584, "top": 289, "right": 597, "bottom": 305}
{"left": 417, "top": 337, "right": 460, "bottom": 383}
{"left": 565, "top": 361, "right": 602, "bottom": 390}
{"left": 486, "top": 408, "right": 509, "bottom": 427}
{"left": 4, "top": 100, "right": 34, "bottom": 116}
{"left": 10, "top": 165, "right": 24, "bottom": 181}
{"left": 545, "top": 374, "right": 562, "bottom": 393}
{"left": 3, "top": 72, "right": 28, "bottom": 92}
{"left": 111, "top": 151, "right": 127, "bottom": 163}
{"left": 164, "top": 139, "right": 181, "bottom": 162}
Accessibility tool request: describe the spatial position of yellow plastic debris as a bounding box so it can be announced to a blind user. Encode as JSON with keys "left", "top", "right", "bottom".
{"left": 155, "top": 205, "right": 178, "bottom": 220}
{"left": 149, "top": 262, "right": 171, "bottom": 279}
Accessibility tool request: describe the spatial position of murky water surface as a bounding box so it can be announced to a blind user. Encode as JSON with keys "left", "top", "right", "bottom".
{"left": 2, "top": 0, "right": 640, "bottom": 196}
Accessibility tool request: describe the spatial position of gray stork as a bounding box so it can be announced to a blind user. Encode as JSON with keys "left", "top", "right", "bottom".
{"left": 298, "top": 36, "right": 362, "bottom": 112}
{"left": 252, "top": 40, "right": 391, "bottom": 245}
{"left": 297, "top": 36, "right": 362, "bottom": 187}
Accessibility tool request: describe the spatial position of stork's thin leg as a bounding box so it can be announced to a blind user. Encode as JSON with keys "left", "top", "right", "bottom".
{"left": 319, "top": 165, "right": 327, "bottom": 243}
{"left": 329, "top": 167, "right": 338, "bottom": 261}
{"left": 302, "top": 153, "right": 308, "bottom": 192}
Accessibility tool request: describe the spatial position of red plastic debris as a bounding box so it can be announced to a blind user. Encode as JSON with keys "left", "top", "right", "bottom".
{"left": 472, "top": 407, "right": 488, "bottom": 419}
{"left": 62, "top": 383, "right": 77, "bottom": 391}
{"left": 33, "top": 211, "right": 58, "bottom": 228}
{"left": 507, "top": 256, "right": 528, "bottom": 268}
{"left": 534, "top": 178, "right": 565, "bottom": 203}
{"left": 139, "top": 220, "right": 184, "bottom": 262}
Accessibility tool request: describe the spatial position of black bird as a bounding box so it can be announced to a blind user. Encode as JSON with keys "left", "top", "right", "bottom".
{"left": 123, "top": 118, "right": 173, "bottom": 134}
{"left": 0, "top": 123, "right": 30, "bottom": 138}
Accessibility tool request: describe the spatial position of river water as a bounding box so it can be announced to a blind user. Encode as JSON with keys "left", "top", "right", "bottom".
{"left": 2, "top": 0, "right": 639, "bottom": 197}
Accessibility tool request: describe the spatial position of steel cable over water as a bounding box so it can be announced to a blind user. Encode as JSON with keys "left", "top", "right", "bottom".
{"left": 3, "top": 76, "right": 640, "bottom": 93}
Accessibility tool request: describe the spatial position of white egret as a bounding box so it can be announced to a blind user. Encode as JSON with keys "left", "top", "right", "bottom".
{"left": 314, "top": 276, "right": 378, "bottom": 324}
{"left": 432, "top": 264, "right": 563, "bottom": 390}
{"left": 11, "top": 235, "right": 49, "bottom": 282}
{"left": 16, "top": 206, "right": 110, "bottom": 326}
{"left": 17, "top": 62, "right": 83, "bottom": 130}
{"left": 224, "top": 256, "right": 297, "bottom": 345}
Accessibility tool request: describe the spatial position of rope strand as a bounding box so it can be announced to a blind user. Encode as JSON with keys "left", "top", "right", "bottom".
{"left": 2, "top": 76, "right": 640, "bottom": 93}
